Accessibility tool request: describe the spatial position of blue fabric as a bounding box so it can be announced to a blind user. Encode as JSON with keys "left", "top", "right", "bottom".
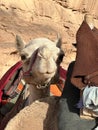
{"left": 76, "top": 97, "right": 84, "bottom": 109}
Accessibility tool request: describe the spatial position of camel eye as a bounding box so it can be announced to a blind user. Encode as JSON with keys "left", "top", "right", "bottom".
{"left": 21, "top": 55, "right": 27, "bottom": 60}
{"left": 25, "top": 59, "right": 30, "bottom": 65}
{"left": 59, "top": 53, "right": 65, "bottom": 61}
{"left": 56, "top": 51, "right": 65, "bottom": 64}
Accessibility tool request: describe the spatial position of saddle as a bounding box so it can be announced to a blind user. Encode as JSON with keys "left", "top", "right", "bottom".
{"left": 0, "top": 61, "right": 25, "bottom": 116}
{"left": 71, "top": 20, "right": 98, "bottom": 119}
{"left": 71, "top": 21, "right": 98, "bottom": 89}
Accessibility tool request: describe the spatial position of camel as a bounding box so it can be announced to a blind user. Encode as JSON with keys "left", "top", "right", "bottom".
{"left": 0, "top": 34, "right": 64, "bottom": 130}
{"left": 15, "top": 35, "right": 64, "bottom": 104}
{"left": 3, "top": 14, "right": 97, "bottom": 130}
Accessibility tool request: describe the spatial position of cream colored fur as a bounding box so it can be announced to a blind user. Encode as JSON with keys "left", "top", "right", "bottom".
{"left": 16, "top": 35, "right": 64, "bottom": 104}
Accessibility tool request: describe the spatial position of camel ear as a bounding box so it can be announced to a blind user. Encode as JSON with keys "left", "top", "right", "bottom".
{"left": 55, "top": 33, "right": 62, "bottom": 48}
{"left": 16, "top": 35, "right": 25, "bottom": 52}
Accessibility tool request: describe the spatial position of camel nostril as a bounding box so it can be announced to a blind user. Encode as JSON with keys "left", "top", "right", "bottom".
{"left": 46, "top": 71, "right": 54, "bottom": 74}
{"left": 39, "top": 71, "right": 54, "bottom": 75}
{"left": 46, "top": 71, "right": 50, "bottom": 74}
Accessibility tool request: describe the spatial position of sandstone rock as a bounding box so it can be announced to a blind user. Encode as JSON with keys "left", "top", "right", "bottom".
{"left": 0, "top": 0, "right": 98, "bottom": 77}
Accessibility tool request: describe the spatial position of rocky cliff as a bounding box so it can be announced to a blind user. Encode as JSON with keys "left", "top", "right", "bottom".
{"left": 0, "top": 0, "right": 98, "bottom": 77}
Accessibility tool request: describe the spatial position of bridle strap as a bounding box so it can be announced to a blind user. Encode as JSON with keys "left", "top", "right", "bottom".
{"left": 23, "top": 49, "right": 39, "bottom": 76}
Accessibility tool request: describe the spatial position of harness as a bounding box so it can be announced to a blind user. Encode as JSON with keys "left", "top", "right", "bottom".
{"left": 23, "top": 49, "right": 39, "bottom": 76}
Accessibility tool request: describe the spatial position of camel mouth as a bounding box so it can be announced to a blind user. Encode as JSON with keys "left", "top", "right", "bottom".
{"left": 39, "top": 72, "right": 55, "bottom": 78}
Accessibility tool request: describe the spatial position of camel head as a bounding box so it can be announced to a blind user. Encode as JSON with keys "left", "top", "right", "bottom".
{"left": 16, "top": 35, "right": 64, "bottom": 88}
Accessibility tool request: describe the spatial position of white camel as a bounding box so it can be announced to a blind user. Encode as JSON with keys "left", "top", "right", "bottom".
{"left": 15, "top": 35, "right": 64, "bottom": 105}
{"left": 0, "top": 34, "right": 64, "bottom": 130}
{"left": 3, "top": 14, "right": 95, "bottom": 130}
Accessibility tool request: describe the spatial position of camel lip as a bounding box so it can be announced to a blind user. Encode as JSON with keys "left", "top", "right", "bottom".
{"left": 39, "top": 73, "right": 55, "bottom": 79}
{"left": 38, "top": 71, "right": 55, "bottom": 75}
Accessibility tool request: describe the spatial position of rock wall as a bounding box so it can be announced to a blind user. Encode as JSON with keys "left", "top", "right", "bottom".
{"left": 1, "top": 0, "right": 98, "bottom": 21}
{"left": 0, "top": 0, "right": 98, "bottom": 77}
{"left": 67, "top": 0, "right": 98, "bottom": 15}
